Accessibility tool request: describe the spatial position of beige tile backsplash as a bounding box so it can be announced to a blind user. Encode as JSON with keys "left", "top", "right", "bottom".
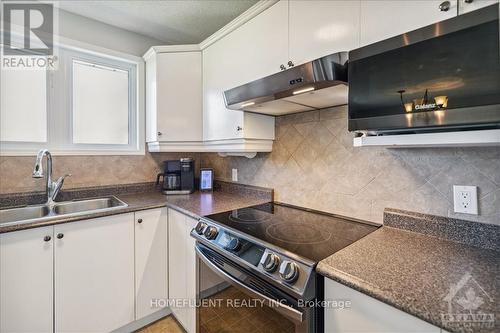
{"left": 200, "top": 106, "right": 500, "bottom": 225}
{"left": 0, "top": 152, "right": 200, "bottom": 194}
{"left": 1, "top": 105, "right": 498, "bottom": 225}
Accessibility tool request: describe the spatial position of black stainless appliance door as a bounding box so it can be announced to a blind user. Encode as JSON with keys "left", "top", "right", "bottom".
{"left": 195, "top": 243, "right": 314, "bottom": 333}
{"left": 348, "top": 4, "right": 500, "bottom": 133}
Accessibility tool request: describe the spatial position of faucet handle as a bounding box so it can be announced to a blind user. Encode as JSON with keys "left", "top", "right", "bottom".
{"left": 51, "top": 174, "right": 71, "bottom": 202}
{"left": 55, "top": 173, "right": 71, "bottom": 182}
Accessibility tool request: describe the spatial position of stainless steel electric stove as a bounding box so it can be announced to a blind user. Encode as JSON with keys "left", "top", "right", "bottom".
{"left": 191, "top": 202, "right": 379, "bottom": 333}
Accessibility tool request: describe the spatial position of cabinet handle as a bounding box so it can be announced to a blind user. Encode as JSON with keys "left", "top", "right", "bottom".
{"left": 137, "top": 218, "right": 143, "bottom": 224}
{"left": 237, "top": 126, "right": 243, "bottom": 131}
{"left": 464, "top": 0, "right": 473, "bottom": 3}
{"left": 287, "top": 60, "right": 294, "bottom": 67}
{"left": 439, "top": 1, "right": 451, "bottom": 11}
{"left": 280, "top": 64, "right": 286, "bottom": 71}
{"left": 157, "top": 131, "right": 162, "bottom": 136}
{"left": 57, "top": 233, "right": 64, "bottom": 239}
{"left": 43, "top": 235, "right": 51, "bottom": 242}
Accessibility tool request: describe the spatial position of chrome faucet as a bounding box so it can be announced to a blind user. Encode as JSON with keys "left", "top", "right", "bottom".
{"left": 32, "top": 149, "right": 71, "bottom": 205}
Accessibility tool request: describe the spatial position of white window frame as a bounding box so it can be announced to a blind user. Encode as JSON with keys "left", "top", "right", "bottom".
{"left": 0, "top": 35, "right": 145, "bottom": 156}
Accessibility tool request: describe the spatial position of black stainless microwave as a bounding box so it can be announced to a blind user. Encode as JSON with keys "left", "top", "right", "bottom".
{"left": 348, "top": 4, "right": 500, "bottom": 134}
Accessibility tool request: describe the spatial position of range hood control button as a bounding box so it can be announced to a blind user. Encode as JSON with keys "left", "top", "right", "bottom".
{"left": 260, "top": 252, "right": 280, "bottom": 272}
{"left": 204, "top": 226, "right": 218, "bottom": 240}
{"left": 279, "top": 261, "right": 299, "bottom": 283}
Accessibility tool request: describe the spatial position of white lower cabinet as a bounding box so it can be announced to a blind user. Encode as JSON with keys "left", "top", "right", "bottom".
{"left": 324, "top": 279, "right": 440, "bottom": 333}
{"left": 135, "top": 208, "right": 168, "bottom": 320}
{"left": 55, "top": 213, "right": 135, "bottom": 333}
{"left": 168, "top": 208, "right": 197, "bottom": 333}
{"left": 0, "top": 226, "right": 54, "bottom": 333}
{"left": 1, "top": 207, "right": 178, "bottom": 333}
{"left": 185, "top": 216, "right": 197, "bottom": 333}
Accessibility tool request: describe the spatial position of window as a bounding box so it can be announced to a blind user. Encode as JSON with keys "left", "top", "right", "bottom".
{"left": 72, "top": 60, "right": 130, "bottom": 145}
{"left": 0, "top": 44, "right": 143, "bottom": 155}
{"left": 1, "top": 68, "right": 47, "bottom": 142}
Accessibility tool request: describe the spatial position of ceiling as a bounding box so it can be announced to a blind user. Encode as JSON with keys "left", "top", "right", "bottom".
{"left": 56, "top": 0, "right": 259, "bottom": 44}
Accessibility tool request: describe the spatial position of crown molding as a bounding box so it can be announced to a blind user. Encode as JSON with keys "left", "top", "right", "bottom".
{"left": 143, "top": 44, "right": 201, "bottom": 60}
{"left": 198, "top": 0, "right": 279, "bottom": 50}
{"left": 143, "top": 1, "right": 278, "bottom": 57}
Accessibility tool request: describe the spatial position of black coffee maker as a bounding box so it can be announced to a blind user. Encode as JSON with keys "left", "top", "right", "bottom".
{"left": 156, "top": 158, "right": 195, "bottom": 194}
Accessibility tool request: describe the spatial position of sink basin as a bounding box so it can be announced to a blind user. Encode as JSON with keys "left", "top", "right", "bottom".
{"left": 0, "top": 205, "right": 51, "bottom": 225}
{"left": 0, "top": 196, "right": 128, "bottom": 227}
{"left": 53, "top": 197, "right": 126, "bottom": 215}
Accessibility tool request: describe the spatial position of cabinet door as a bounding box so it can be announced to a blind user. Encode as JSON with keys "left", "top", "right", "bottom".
{"left": 216, "top": 0, "right": 288, "bottom": 87}
{"left": 459, "top": 0, "right": 498, "bottom": 14}
{"left": 325, "top": 279, "right": 440, "bottom": 332}
{"left": 289, "top": 0, "right": 361, "bottom": 66}
{"left": 135, "top": 208, "right": 168, "bottom": 320}
{"left": 167, "top": 209, "right": 198, "bottom": 333}
{"left": 360, "top": 1, "right": 458, "bottom": 47}
{"left": 55, "top": 214, "right": 135, "bottom": 333}
{"left": 202, "top": 1, "right": 285, "bottom": 141}
{"left": 0, "top": 226, "right": 54, "bottom": 333}
{"left": 184, "top": 216, "right": 198, "bottom": 333}
{"left": 156, "top": 52, "right": 203, "bottom": 142}
{"left": 203, "top": 44, "right": 245, "bottom": 141}
{"left": 168, "top": 209, "right": 188, "bottom": 328}
{"left": 145, "top": 53, "right": 158, "bottom": 142}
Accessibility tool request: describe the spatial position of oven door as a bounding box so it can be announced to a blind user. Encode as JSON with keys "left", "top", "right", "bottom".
{"left": 196, "top": 243, "right": 315, "bottom": 333}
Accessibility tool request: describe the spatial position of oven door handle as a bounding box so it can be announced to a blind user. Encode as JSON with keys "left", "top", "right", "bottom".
{"left": 195, "top": 246, "right": 304, "bottom": 323}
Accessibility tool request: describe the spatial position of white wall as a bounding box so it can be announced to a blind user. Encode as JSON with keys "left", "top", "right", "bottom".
{"left": 57, "top": 9, "right": 163, "bottom": 57}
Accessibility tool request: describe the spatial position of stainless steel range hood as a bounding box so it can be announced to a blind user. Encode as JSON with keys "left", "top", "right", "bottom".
{"left": 223, "top": 52, "right": 348, "bottom": 116}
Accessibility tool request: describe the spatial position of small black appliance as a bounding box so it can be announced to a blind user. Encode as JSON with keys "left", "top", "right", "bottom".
{"left": 156, "top": 158, "right": 195, "bottom": 195}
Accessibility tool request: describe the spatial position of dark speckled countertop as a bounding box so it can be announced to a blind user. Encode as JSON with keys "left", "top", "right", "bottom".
{"left": 317, "top": 209, "right": 500, "bottom": 333}
{"left": 0, "top": 181, "right": 272, "bottom": 233}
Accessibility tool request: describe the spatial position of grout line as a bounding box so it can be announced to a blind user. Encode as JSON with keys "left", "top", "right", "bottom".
{"left": 466, "top": 158, "right": 500, "bottom": 189}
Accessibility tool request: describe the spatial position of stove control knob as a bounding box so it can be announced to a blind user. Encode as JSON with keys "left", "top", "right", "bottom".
{"left": 260, "top": 252, "right": 280, "bottom": 272}
{"left": 279, "top": 261, "right": 299, "bottom": 283}
{"left": 194, "top": 222, "right": 207, "bottom": 235}
{"left": 225, "top": 238, "right": 242, "bottom": 251}
{"left": 204, "top": 226, "right": 218, "bottom": 240}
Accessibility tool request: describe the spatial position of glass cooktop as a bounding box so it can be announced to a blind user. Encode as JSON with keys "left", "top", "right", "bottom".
{"left": 203, "top": 202, "right": 379, "bottom": 263}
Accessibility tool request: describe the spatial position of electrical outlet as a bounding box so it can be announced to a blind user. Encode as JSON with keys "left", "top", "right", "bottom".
{"left": 453, "top": 185, "right": 478, "bottom": 215}
{"left": 232, "top": 168, "right": 238, "bottom": 182}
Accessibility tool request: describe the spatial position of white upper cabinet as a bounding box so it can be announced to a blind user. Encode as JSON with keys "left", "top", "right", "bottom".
{"left": 459, "top": 0, "right": 498, "bottom": 13}
{"left": 202, "top": 1, "right": 286, "bottom": 143}
{"left": 145, "top": 46, "right": 202, "bottom": 143}
{"left": 360, "top": 1, "right": 458, "bottom": 47}
{"left": 289, "top": 0, "right": 361, "bottom": 66}
{"left": 210, "top": 0, "right": 288, "bottom": 88}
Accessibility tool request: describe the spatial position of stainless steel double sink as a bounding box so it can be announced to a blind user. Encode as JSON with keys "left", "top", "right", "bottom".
{"left": 0, "top": 197, "right": 128, "bottom": 227}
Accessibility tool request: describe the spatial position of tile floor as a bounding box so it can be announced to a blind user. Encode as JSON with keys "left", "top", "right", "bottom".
{"left": 137, "top": 315, "right": 185, "bottom": 333}
{"left": 199, "top": 286, "right": 295, "bottom": 333}
{"left": 137, "top": 286, "right": 295, "bottom": 333}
